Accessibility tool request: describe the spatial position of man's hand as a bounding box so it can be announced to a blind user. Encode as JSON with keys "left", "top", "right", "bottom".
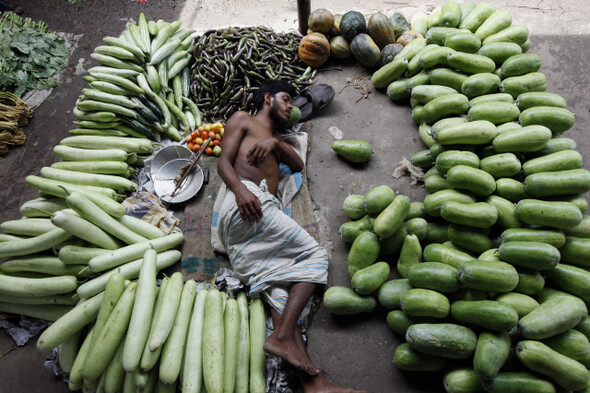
{"left": 247, "top": 137, "right": 277, "bottom": 167}
{"left": 235, "top": 188, "right": 263, "bottom": 222}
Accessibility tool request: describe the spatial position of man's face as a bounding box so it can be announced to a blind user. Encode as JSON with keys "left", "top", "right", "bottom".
{"left": 269, "top": 92, "right": 292, "bottom": 129}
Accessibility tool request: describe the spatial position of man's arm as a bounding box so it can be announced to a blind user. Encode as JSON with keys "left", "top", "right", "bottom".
{"left": 217, "top": 112, "right": 263, "bottom": 222}
{"left": 273, "top": 131, "right": 304, "bottom": 172}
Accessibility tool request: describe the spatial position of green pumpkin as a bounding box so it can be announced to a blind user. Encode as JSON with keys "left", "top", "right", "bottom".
{"left": 330, "top": 36, "right": 352, "bottom": 59}
{"left": 367, "top": 12, "right": 396, "bottom": 49}
{"left": 380, "top": 43, "right": 404, "bottom": 66}
{"left": 350, "top": 33, "right": 381, "bottom": 68}
{"left": 339, "top": 10, "right": 367, "bottom": 41}
{"left": 390, "top": 12, "right": 411, "bottom": 38}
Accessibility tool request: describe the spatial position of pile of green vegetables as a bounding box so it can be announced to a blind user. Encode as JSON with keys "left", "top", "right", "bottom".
{"left": 190, "top": 26, "right": 316, "bottom": 122}
{"left": 324, "top": 1, "right": 590, "bottom": 393}
{"left": 0, "top": 11, "right": 70, "bottom": 97}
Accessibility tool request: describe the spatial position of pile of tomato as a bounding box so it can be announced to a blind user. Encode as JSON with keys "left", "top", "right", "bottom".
{"left": 185, "top": 122, "right": 224, "bottom": 156}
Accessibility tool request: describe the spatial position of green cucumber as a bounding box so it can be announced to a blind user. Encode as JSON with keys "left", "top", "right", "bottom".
{"left": 500, "top": 53, "right": 542, "bottom": 77}
{"left": 482, "top": 25, "right": 529, "bottom": 45}
{"left": 474, "top": 10, "right": 512, "bottom": 40}
{"left": 498, "top": 241, "right": 560, "bottom": 270}
{"left": 351, "top": 261, "right": 390, "bottom": 295}
{"left": 518, "top": 295, "right": 588, "bottom": 339}
{"left": 525, "top": 169, "right": 590, "bottom": 197}
{"left": 500, "top": 72, "right": 547, "bottom": 98}
{"left": 468, "top": 92, "right": 513, "bottom": 107}
{"left": 373, "top": 195, "right": 411, "bottom": 238}
{"left": 564, "top": 215, "right": 590, "bottom": 238}
{"left": 495, "top": 122, "right": 521, "bottom": 134}
{"left": 400, "top": 288, "right": 450, "bottom": 318}
{"left": 393, "top": 342, "right": 449, "bottom": 371}
{"left": 425, "top": 174, "right": 451, "bottom": 193}
{"left": 514, "top": 267, "right": 545, "bottom": 296}
{"left": 387, "top": 78, "right": 411, "bottom": 101}
{"left": 342, "top": 194, "right": 366, "bottom": 220}
{"left": 363, "top": 185, "right": 395, "bottom": 214}
{"left": 411, "top": 84, "right": 458, "bottom": 104}
{"left": 519, "top": 106, "right": 575, "bottom": 135}
{"left": 461, "top": 73, "right": 501, "bottom": 98}
{"left": 516, "top": 340, "right": 589, "bottom": 391}
{"left": 473, "top": 330, "right": 511, "bottom": 380}
{"left": 545, "top": 263, "right": 590, "bottom": 302}
{"left": 478, "top": 42, "right": 522, "bottom": 66}
{"left": 440, "top": 1, "right": 462, "bottom": 27}
{"left": 428, "top": 68, "right": 469, "bottom": 91}
{"left": 447, "top": 51, "right": 496, "bottom": 74}
{"left": 407, "top": 262, "right": 460, "bottom": 293}
{"left": 396, "top": 234, "right": 422, "bottom": 278}
{"left": 386, "top": 311, "right": 436, "bottom": 336}
{"left": 441, "top": 201, "right": 498, "bottom": 229}
{"left": 500, "top": 228, "right": 565, "bottom": 248}
{"left": 482, "top": 371, "right": 556, "bottom": 393}
{"left": 406, "top": 323, "right": 477, "bottom": 359}
{"left": 420, "top": 93, "right": 469, "bottom": 124}
{"left": 523, "top": 150, "right": 583, "bottom": 176}
{"left": 407, "top": 202, "right": 426, "bottom": 220}
{"left": 435, "top": 149, "right": 479, "bottom": 175}
{"left": 451, "top": 300, "right": 518, "bottom": 331}
{"left": 457, "top": 260, "right": 519, "bottom": 292}
{"left": 377, "top": 278, "right": 412, "bottom": 309}
{"left": 424, "top": 189, "right": 476, "bottom": 217}
{"left": 535, "top": 136, "right": 576, "bottom": 155}
{"left": 339, "top": 215, "right": 374, "bottom": 244}
{"left": 418, "top": 45, "right": 456, "bottom": 68}
{"left": 444, "top": 367, "right": 484, "bottom": 393}
{"left": 446, "top": 165, "right": 496, "bottom": 196}
{"left": 323, "top": 286, "right": 376, "bottom": 315}
{"left": 418, "top": 122, "right": 436, "bottom": 147}
{"left": 448, "top": 224, "right": 492, "bottom": 254}
{"left": 467, "top": 101, "right": 519, "bottom": 124}
{"left": 459, "top": 2, "right": 496, "bottom": 32}
{"left": 541, "top": 329, "right": 590, "bottom": 364}
{"left": 486, "top": 195, "right": 522, "bottom": 230}
{"left": 423, "top": 242, "right": 473, "bottom": 269}
{"left": 495, "top": 178, "right": 529, "bottom": 202}
{"left": 347, "top": 231, "right": 380, "bottom": 277}
{"left": 492, "top": 124, "right": 552, "bottom": 153}
{"left": 404, "top": 217, "right": 429, "bottom": 241}
{"left": 371, "top": 57, "right": 408, "bottom": 89}
{"left": 494, "top": 292, "right": 539, "bottom": 318}
{"left": 411, "top": 149, "right": 434, "bottom": 169}
{"left": 437, "top": 119, "right": 497, "bottom": 145}
{"left": 444, "top": 31, "right": 481, "bottom": 53}
{"left": 425, "top": 221, "right": 449, "bottom": 244}
{"left": 515, "top": 92, "right": 567, "bottom": 111}
{"left": 332, "top": 140, "right": 373, "bottom": 163}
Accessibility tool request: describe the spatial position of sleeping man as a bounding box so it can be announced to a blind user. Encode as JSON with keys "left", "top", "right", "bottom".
{"left": 212, "top": 80, "right": 364, "bottom": 393}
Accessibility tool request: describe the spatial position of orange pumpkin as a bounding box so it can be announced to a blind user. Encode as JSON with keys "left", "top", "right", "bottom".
{"left": 299, "top": 32, "right": 331, "bottom": 68}
{"left": 308, "top": 8, "right": 335, "bottom": 34}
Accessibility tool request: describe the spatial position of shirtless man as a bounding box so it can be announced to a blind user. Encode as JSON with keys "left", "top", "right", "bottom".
{"left": 216, "top": 80, "right": 365, "bottom": 393}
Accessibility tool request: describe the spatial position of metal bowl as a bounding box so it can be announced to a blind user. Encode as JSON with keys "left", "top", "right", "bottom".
{"left": 150, "top": 145, "right": 195, "bottom": 179}
{"left": 151, "top": 145, "right": 204, "bottom": 204}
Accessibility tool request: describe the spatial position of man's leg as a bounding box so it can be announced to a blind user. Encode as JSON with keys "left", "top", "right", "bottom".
{"left": 264, "top": 281, "right": 320, "bottom": 375}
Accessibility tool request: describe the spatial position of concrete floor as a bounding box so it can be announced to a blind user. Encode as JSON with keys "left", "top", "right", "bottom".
{"left": 0, "top": 1, "right": 589, "bottom": 392}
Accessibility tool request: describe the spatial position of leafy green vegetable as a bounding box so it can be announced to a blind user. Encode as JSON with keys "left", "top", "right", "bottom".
{"left": 0, "top": 14, "right": 70, "bottom": 97}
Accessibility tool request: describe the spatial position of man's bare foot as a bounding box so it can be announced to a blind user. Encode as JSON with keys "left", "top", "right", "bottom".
{"left": 264, "top": 332, "right": 320, "bottom": 376}
{"left": 301, "top": 373, "right": 367, "bottom": 393}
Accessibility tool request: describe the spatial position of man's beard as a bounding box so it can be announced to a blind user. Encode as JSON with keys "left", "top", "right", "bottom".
{"left": 269, "top": 99, "right": 288, "bottom": 130}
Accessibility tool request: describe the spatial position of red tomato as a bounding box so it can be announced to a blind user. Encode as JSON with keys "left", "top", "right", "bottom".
{"left": 192, "top": 144, "right": 201, "bottom": 152}
{"left": 201, "top": 131, "right": 209, "bottom": 140}
{"left": 186, "top": 136, "right": 192, "bottom": 143}
{"left": 212, "top": 139, "right": 221, "bottom": 147}
{"left": 191, "top": 131, "right": 198, "bottom": 139}
{"left": 205, "top": 147, "right": 214, "bottom": 156}
{"left": 187, "top": 142, "right": 194, "bottom": 150}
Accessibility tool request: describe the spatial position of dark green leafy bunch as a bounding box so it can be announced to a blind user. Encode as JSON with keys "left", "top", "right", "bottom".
{"left": 0, "top": 12, "right": 70, "bottom": 97}
{"left": 190, "top": 26, "right": 316, "bottom": 123}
